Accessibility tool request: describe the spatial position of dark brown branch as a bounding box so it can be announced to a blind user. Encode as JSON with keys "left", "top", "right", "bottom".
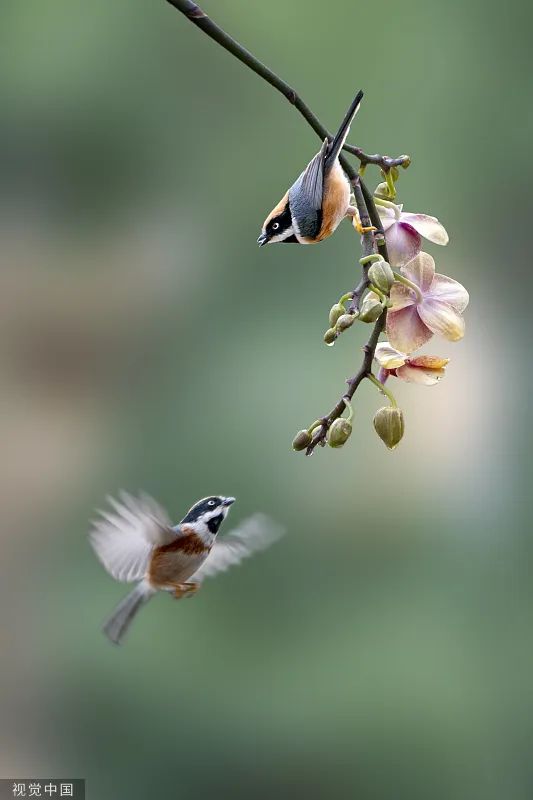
{"left": 165, "top": 0, "right": 392, "bottom": 455}
{"left": 306, "top": 180, "right": 388, "bottom": 454}
{"left": 165, "top": 0, "right": 408, "bottom": 175}
{"left": 344, "top": 146, "right": 410, "bottom": 171}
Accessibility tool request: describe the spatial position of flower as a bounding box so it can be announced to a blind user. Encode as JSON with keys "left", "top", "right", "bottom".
{"left": 375, "top": 342, "right": 449, "bottom": 385}
{"left": 377, "top": 203, "right": 449, "bottom": 267}
{"left": 386, "top": 252, "right": 469, "bottom": 353}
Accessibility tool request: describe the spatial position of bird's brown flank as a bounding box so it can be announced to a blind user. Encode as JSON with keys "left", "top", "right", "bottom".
{"left": 317, "top": 161, "right": 351, "bottom": 241}
{"left": 148, "top": 527, "right": 210, "bottom": 585}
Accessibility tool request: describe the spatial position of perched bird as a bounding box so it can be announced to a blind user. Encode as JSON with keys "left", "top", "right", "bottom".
{"left": 89, "top": 493, "right": 282, "bottom": 645}
{"left": 257, "top": 90, "right": 374, "bottom": 246}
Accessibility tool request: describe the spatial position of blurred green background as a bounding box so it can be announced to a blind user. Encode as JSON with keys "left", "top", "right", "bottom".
{"left": 1, "top": 0, "right": 531, "bottom": 797}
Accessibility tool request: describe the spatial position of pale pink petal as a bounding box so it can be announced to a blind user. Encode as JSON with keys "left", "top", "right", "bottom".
{"left": 384, "top": 222, "right": 421, "bottom": 268}
{"left": 400, "top": 213, "right": 449, "bottom": 245}
{"left": 389, "top": 282, "right": 416, "bottom": 311}
{"left": 418, "top": 299, "right": 465, "bottom": 341}
{"left": 409, "top": 355, "right": 449, "bottom": 369}
{"left": 430, "top": 274, "right": 469, "bottom": 312}
{"left": 376, "top": 205, "right": 397, "bottom": 232}
{"left": 402, "top": 251, "right": 435, "bottom": 293}
{"left": 396, "top": 364, "right": 446, "bottom": 385}
{"left": 386, "top": 306, "right": 433, "bottom": 353}
{"left": 374, "top": 343, "right": 407, "bottom": 369}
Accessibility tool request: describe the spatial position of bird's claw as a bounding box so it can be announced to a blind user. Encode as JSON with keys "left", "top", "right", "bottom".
{"left": 172, "top": 582, "right": 200, "bottom": 599}
{"left": 352, "top": 214, "right": 377, "bottom": 236}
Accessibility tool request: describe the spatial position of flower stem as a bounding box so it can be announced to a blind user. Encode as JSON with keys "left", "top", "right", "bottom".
{"left": 360, "top": 254, "right": 384, "bottom": 266}
{"left": 373, "top": 197, "right": 401, "bottom": 220}
{"left": 341, "top": 396, "right": 354, "bottom": 423}
{"left": 392, "top": 270, "right": 423, "bottom": 302}
{"left": 367, "top": 373, "right": 397, "bottom": 407}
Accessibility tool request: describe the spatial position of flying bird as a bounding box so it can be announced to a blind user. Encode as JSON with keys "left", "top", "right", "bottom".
{"left": 89, "top": 493, "right": 283, "bottom": 645}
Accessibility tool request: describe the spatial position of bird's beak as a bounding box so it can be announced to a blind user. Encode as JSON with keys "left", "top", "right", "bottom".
{"left": 223, "top": 496, "right": 236, "bottom": 507}
{"left": 257, "top": 233, "right": 268, "bottom": 247}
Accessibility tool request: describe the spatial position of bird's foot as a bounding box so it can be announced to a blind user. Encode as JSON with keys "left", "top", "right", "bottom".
{"left": 347, "top": 205, "right": 377, "bottom": 235}
{"left": 172, "top": 581, "right": 200, "bottom": 600}
{"left": 353, "top": 215, "right": 377, "bottom": 236}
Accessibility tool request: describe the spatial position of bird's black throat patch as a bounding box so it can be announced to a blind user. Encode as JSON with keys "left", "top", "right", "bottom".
{"left": 207, "top": 513, "right": 224, "bottom": 534}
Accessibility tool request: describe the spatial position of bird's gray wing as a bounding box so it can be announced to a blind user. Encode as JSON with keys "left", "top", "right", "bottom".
{"left": 191, "top": 514, "right": 284, "bottom": 583}
{"left": 288, "top": 138, "right": 328, "bottom": 238}
{"left": 89, "top": 491, "right": 176, "bottom": 583}
{"left": 293, "top": 138, "right": 328, "bottom": 210}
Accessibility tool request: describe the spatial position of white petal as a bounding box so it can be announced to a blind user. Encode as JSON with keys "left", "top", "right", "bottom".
{"left": 401, "top": 212, "right": 449, "bottom": 245}
{"left": 430, "top": 274, "right": 469, "bottom": 312}
{"left": 418, "top": 299, "right": 465, "bottom": 341}
{"left": 386, "top": 305, "right": 434, "bottom": 353}
{"left": 402, "top": 251, "right": 435, "bottom": 293}
{"left": 396, "top": 364, "right": 446, "bottom": 385}
{"left": 376, "top": 205, "right": 397, "bottom": 232}
{"left": 374, "top": 343, "right": 407, "bottom": 369}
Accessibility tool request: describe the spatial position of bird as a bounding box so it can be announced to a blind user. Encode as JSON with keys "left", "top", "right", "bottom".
{"left": 89, "top": 492, "right": 283, "bottom": 645}
{"left": 257, "top": 90, "right": 374, "bottom": 247}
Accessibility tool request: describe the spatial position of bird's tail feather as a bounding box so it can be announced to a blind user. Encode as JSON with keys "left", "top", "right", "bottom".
{"left": 102, "top": 581, "right": 155, "bottom": 645}
{"left": 326, "top": 90, "right": 364, "bottom": 167}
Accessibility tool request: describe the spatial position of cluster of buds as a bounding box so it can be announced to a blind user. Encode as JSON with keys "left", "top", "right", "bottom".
{"left": 294, "top": 162, "right": 468, "bottom": 455}
{"left": 293, "top": 398, "right": 354, "bottom": 452}
{"left": 323, "top": 296, "right": 358, "bottom": 345}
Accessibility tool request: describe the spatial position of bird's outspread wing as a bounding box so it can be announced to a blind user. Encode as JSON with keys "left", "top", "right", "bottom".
{"left": 89, "top": 491, "right": 175, "bottom": 583}
{"left": 191, "top": 513, "right": 284, "bottom": 583}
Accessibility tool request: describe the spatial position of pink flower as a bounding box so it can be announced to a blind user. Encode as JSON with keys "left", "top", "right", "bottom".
{"left": 378, "top": 203, "right": 449, "bottom": 267}
{"left": 375, "top": 342, "right": 449, "bottom": 386}
{"left": 386, "top": 252, "right": 469, "bottom": 354}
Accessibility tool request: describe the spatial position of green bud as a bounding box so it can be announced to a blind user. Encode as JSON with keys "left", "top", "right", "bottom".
{"left": 368, "top": 260, "right": 395, "bottom": 294}
{"left": 292, "top": 429, "right": 312, "bottom": 451}
{"left": 358, "top": 294, "right": 383, "bottom": 323}
{"left": 373, "top": 406, "right": 405, "bottom": 450}
{"left": 324, "top": 328, "right": 337, "bottom": 345}
{"left": 374, "top": 181, "right": 393, "bottom": 200}
{"left": 327, "top": 418, "right": 352, "bottom": 448}
{"left": 336, "top": 313, "right": 357, "bottom": 331}
{"left": 400, "top": 156, "right": 411, "bottom": 169}
{"left": 329, "top": 303, "right": 345, "bottom": 327}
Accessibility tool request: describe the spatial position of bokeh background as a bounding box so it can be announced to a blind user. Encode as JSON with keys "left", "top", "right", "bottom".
{"left": 1, "top": 0, "right": 531, "bottom": 797}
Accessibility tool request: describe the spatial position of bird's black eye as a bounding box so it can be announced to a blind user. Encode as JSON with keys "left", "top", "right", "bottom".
{"left": 207, "top": 499, "right": 216, "bottom": 506}
{"left": 272, "top": 222, "right": 280, "bottom": 230}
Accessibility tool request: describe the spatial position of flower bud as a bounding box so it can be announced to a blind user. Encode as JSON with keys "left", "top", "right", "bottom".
{"left": 368, "top": 260, "right": 395, "bottom": 294}
{"left": 324, "top": 327, "right": 337, "bottom": 345}
{"left": 327, "top": 418, "right": 352, "bottom": 448}
{"left": 329, "top": 303, "right": 345, "bottom": 327}
{"left": 292, "top": 430, "right": 312, "bottom": 451}
{"left": 374, "top": 181, "right": 393, "bottom": 200}
{"left": 336, "top": 313, "right": 357, "bottom": 331}
{"left": 358, "top": 294, "right": 383, "bottom": 323}
{"left": 373, "top": 406, "right": 405, "bottom": 450}
{"left": 400, "top": 156, "right": 411, "bottom": 169}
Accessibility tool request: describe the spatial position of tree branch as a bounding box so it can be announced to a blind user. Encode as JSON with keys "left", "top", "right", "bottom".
{"left": 165, "top": 0, "right": 392, "bottom": 454}
{"left": 165, "top": 0, "right": 408, "bottom": 174}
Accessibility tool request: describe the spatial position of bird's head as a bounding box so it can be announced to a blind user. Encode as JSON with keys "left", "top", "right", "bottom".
{"left": 257, "top": 193, "right": 298, "bottom": 246}
{"left": 181, "top": 495, "right": 235, "bottom": 536}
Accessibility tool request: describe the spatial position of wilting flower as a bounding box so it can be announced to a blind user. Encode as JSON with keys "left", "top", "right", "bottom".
{"left": 387, "top": 252, "right": 468, "bottom": 353}
{"left": 377, "top": 203, "right": 449, "bottom": 267}
{"left": 375, "top": 342, "right": 449, "bottom": 385}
